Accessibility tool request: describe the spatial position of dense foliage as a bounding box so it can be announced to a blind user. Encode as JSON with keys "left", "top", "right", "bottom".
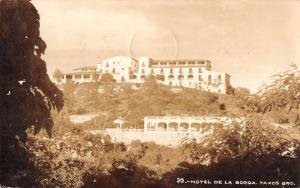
{"left": 0, "top": 0, "right": 63, "bottom": 185}
{"left": 258, "top": 64, "right": 300, "bottom": 125}
{"left": 23, "top": 116, "right": 299, "bottom": 188}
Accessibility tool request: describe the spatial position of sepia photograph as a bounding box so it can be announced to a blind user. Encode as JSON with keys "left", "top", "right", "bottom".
{"left": 0, "top": 0, "right": 299, "bottom": 187}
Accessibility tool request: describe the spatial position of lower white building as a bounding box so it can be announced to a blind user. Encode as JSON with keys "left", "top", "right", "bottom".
{"left": 61, "top": 66, "right": 97, "bottom": 84}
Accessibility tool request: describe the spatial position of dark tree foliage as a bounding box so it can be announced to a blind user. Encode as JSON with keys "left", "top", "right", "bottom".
{"left": 0, "top": 0, "right": 63, "bottom": 185}
{"left": 258, "top": 64, "right": 300, "bottom": 125}
{"left": 100, "top": 73, "right": 116, "bottom": 84}
{"left": 53, "top": 68, "right": 64, "bottom": 82}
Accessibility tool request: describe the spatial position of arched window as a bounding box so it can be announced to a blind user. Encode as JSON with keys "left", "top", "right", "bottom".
{"left": 168, "top": 75, "right": 174, "bottom": 79}
{"left": 178, "top": 75, "right": 184, "bottom": 80}
{"left": 187, "top": 74, "right": 193, "bottom": 79}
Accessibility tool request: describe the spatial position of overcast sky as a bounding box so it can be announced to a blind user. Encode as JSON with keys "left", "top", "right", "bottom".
{"left": 32, "top": 0, "right": 300, "bottom": 93}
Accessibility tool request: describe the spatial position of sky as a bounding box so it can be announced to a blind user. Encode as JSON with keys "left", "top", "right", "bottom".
{"left": 32, "top": 0, "right": 300, "bottom": 93}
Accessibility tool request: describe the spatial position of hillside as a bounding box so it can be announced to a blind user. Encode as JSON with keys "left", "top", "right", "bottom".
{"left": 61, "top": 79, "right": 248, "bottom": 129}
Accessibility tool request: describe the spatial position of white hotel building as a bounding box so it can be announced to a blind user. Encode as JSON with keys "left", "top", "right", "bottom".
{"left": 61, "top": 56, "right": 231, "bottom": 94}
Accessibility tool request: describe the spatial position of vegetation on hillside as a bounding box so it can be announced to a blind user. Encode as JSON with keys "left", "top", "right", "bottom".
{"left": 61, "top": 75, "right": 250, "bottom": 129}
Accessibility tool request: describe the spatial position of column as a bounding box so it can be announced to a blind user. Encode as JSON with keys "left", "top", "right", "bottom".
{"left": 144, "top": 119, "right": 147, "bottom": 132}
{"left": 200, "top": 124, "right": 203, "bottom": 133}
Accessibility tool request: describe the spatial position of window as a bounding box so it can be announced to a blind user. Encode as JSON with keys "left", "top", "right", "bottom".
{"left": 142, "top": 69, "right": 145, "bottom": 74}
{"left": 75, "top": 75, "right": 81, "bottom": 79}
{"left": 218, "top": 89, "right": 221, "bottom": 93}
{"left": 179, "top": 68, "right": 182, "bottom": 74}
{"left": 160, "top": 68, "right": 164, "bottom": 74}
{"left": 169, "top": 81, "right": 172, "bottom": 86}
{"left": 151, "top": 69, "right": 154, "bottom": 74}
{"left": 99, "top": 69, "right": 102, "bottom": 73}
{"left": 112, "top": 68, "right": 116, "bottom": 73}
{"left": 189, "top": 68, "right": 192, "bottom": 73}
{"left": 199, "top": 68, "right": 202, "bottom": 73}
{"left": 170, "top": 68, "right": 173, "bottom": 74}
{"left": 106, "top": 62, "right": 109, "bottom": 67}
{"left": 156, "top": 75, "right": 165, "bottom": 81}
{"left": 218, "top": 75, "right": 222, "bottom": 81}
{"left": 83, "top": 74, "right": 90, "bottom": 79}
{"left": 208, "top": 75, "right": 212, "bottom": 83}
{"left": 121, "top": 76, "right": 125, "bottom": 82}
{"left": 199, "top": 75, "right": 202, "bottom": 81}
{"left": 187, "top": 74, "right": 193, "bottom": 79}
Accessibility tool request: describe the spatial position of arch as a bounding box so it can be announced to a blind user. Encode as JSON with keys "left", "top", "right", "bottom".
{"left": 156, "top": 75, "right": 165, "bottom": 81}
{"left": 187, "top": 74, "right": 193, "bottom": 79}
{"left": 168, "top": 75, "right": 174, "bottom": 79}
{"left": 168, "top": 122, "right": 178, "bottom": 131}
{"left": 129, "top": 74, "right": 137, "bottom": 80}
{"left": 202, "top": 123, "right": 213, "bottom": 132}
{"left": 157, "top": 122, "right": 167, "bottom": 130}
{"left": 191, "top": 123, "right": 201, "bottom": 132}
{"left": 179, "top": 122, "right": 189, "bottom": 131}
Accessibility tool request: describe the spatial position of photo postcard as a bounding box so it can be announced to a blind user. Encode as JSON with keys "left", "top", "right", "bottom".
{"left": 0, "top": 0, "right": 299, "bottom": 187}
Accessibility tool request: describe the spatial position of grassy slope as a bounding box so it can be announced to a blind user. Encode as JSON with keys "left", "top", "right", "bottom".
{"left": 62, "top": 82, "right": 246, "bottom": 129}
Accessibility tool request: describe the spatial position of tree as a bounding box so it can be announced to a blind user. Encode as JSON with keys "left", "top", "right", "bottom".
{"left": 63, "top": 81, "right": 76, "bottom": 113}
{"left": 100, "top": 73, "right": 116, "bottom": 84}
{"left": 258, "top": 64, "right": 300, "bottom": 125}
{"left": 53, "top": 68, "right": 64, "bottom": 82}
{"left": 0, "top": 0, "right": 63, "bottom": 185}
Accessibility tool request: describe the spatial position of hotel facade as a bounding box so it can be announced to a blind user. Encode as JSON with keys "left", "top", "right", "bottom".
{"left": 61, "top": 56, "right": 231, "bottom": 94}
